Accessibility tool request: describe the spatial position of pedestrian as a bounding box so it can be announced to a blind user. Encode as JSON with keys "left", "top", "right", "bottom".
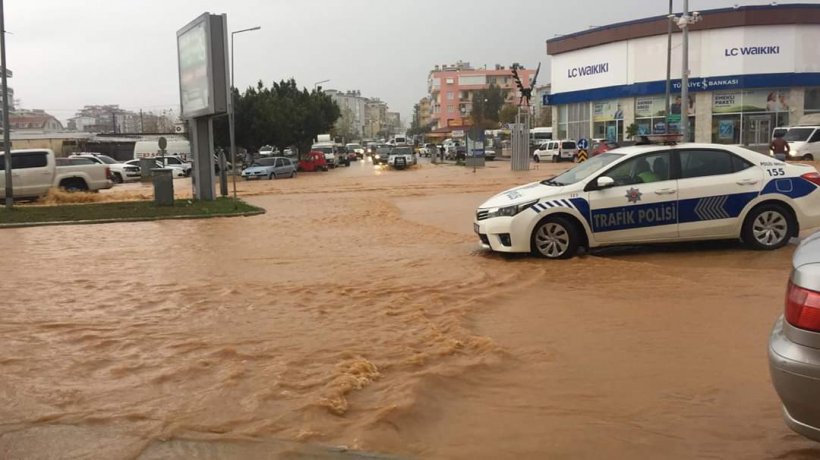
{"left": 439, "top": 145, "right": 445, "bottom": 161}
{"left": 769, "top": 131, "right": 790, "bottom": 162}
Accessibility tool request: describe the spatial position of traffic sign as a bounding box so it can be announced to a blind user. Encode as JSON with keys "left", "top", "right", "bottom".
{"left": 577, "top": 149, "right": 588, "bottom": 163}
{"left": 577, "top": 138, "right": 589, "bottom": 150}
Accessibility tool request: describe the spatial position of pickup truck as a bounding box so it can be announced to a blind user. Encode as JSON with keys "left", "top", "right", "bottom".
{"left": 0, "top": 149, "right": 113, "bottom": 199}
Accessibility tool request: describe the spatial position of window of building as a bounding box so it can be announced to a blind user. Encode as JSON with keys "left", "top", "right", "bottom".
{"left": 445, "top": 78, "right": 455, "bottom": 85}
{"left": 447, "top": 105, "right": 455, "bottom": 113}
{"left": 557, "top": 102, "right": 590, "bottom": 141}
{"left": 711, "top": 89, "right": 790, "bottom": 145}
{"left": 592, "top": 99, "right": 624, "bottom": 142}
{"left": 447, "top": 92, "right": 454, "bottom": 100}
{"left": 806, "top": 87, "right": 820, "bottom": 114}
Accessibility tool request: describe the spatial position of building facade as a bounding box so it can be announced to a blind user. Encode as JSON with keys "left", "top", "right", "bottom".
{"left": 365, "top": 98, "right": 388, "bottom": 139}
{"left": 417, "top": 96, "right": 432, "bottom": 129}
{"left": 325, "top": 89, "right": 368, "bottom": 139}
{"left": 9, "top": 110, "right": 63, "bottom": 132}
{"left": 427, "top": 61, "right": 535, "bottom": 130}
{"left": 546, "top": 4, "right": 820, "bottom": 147}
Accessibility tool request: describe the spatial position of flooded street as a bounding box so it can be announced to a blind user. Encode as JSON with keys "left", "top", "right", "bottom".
{"left": 1, "top": 159, "right": 819, "bottom": 459}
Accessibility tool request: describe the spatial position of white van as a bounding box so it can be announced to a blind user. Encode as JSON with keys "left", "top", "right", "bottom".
{"left": 133, "top": 139, "right": 191, "bottom": 161}
{"left": 783, "top": 126, "right": 820, "bottom": 161}
{"left": 530, "top": 127, "right": 553, "bottom": 146}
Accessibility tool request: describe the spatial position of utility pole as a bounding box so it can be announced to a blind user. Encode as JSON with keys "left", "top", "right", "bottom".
{"left": 1, "top": 0, "right": 12, "bottom": 209}
{"left": 664, "top": 0, "right": 673, "bottom": 135}
{"left": 140, "top": 109, "right": 144, "bottom": 133}
{"left": 676, "top": 0, "right": 701, "bottom": 142}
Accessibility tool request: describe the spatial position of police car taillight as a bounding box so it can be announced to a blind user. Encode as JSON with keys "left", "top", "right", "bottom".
{"left": 801, "top": 172, "right": 820, "bottom": 186}
{"left": 785, "top": 281, "right": 820, "bottom": 332}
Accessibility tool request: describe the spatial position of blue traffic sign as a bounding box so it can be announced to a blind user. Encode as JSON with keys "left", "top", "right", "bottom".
{"left": 577, "top": 138, "right": 589, "bottom": 150}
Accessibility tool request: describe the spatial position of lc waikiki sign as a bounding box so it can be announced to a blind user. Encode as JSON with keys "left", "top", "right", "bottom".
{"left": 567, "top": 63, "right": 609, "bottom": 79}
{"left": 724, "top": 45, "right": 781, "bottom": 57}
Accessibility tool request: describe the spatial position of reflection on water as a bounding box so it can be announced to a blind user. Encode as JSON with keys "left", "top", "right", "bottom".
{"left": 1, "top": 160, "right": 818, "bottom": 458}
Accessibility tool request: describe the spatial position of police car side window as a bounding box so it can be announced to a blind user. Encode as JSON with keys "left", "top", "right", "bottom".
{"left": 679, "top": 150, "right": 733, "bottom": 178}
{"left": 602, "top": 152, "right": 671, "bottom": 186}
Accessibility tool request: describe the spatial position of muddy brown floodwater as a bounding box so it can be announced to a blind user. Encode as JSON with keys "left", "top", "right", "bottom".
{"left": 2, "top": 158, "right": 820, "bottom": 459}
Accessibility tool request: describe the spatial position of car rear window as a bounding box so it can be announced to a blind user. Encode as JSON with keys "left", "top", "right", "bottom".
{"left": 562, "top": 142, "right": 576, "bottom": 150}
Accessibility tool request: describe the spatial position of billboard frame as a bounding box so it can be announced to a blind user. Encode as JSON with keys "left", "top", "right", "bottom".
{"left": 176, "top": 12, "right": 230, "bottom": 119}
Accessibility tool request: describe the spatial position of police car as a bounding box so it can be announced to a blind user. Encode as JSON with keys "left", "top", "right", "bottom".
{"left": 474, "top": 143, "right": 820, "bottom": 259}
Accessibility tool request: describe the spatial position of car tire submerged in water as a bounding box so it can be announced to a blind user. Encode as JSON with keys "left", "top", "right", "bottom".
{"left": 533, "top": 155, "right": 540, "bottom": 163}
{"left": 290, "top": 171, "right": 296, "bottom": 178}
{"left": 531, "top": 215, "right": 580, "bottom": 259}
{"left": 112, "top": 173, "right": 123, "bottom": 184}
{"left": 269, "top": 172, "right": 275, "bottom": 180}
{"left": 803, "top": 154, "right": 814, "bottom": 161}
{"left": 742, "top": 203, "right": 794, "bottom": 250}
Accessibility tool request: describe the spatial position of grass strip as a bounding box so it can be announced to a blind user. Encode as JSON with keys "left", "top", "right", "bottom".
{"left": 0, "top": 198, "right": 263, "bottom": 226}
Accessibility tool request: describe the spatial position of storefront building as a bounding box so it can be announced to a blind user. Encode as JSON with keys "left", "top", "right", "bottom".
{"left": 546, "top": 4, "right": 820, "bottom": 148}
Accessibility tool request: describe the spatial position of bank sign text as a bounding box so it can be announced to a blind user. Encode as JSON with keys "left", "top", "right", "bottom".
{"left": 724, "top": 46, "right": 780, "bottom": 57}
{"left": 567, "top": 63, "right": 609, "bottom": 78}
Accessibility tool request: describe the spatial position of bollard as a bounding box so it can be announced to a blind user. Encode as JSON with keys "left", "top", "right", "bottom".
{"left": 139, "top": 157, "right": 155, "bottom": 181}
{"left": 151, "top": 168, "right": 174, "bottom": 206}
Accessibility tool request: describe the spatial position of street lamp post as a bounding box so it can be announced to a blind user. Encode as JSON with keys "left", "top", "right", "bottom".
{"left": 229, "top": 25, "right": 261, "bottom": 207}
{"left": 1, "top": 0, "right": 12, "bottom": 209}
{"left": 314, "top": 79, "right": 330, "bottom": 91}
{"left": 675, "top": 1, "right": 701, "bottom": 142}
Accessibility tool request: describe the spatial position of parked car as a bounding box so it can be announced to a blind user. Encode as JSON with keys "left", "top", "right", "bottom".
{"left": 241, "top": 156, "right": 297, "bottom": 180}
{"left": 156, "top": 155, "right": 191, "bottom": 176}
{"left": 123, "top": 159, "right": 187, "bottom": 178}
{"left": 591, "top": 140, "right": 620, "bottom": 157}
{"left": 312, "top": 143, "right": 338, "bottom": 168}
{"left": 69, "top": 153, "right": 139, "bottom": 183}
{"left": 0, "top": 149, "right": 113, "bottom": 199}
{"left": 475, "top": 142, "right": 820, "bottom": 259}
{"left": 769, "top": 231, "right": 820, "bottom": 442}
{"left": 782, "top": 125, "right": 820, "bottom": 161}
{"left": 532, "top": 140, "right": 578, "bottom": 163}
{"left": 297, "top": 151, "right": 328, "bottom": 172}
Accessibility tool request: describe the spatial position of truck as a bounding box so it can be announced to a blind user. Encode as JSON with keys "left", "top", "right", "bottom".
{"left": 0, "top": 149, "right": 113, "bottom": 199}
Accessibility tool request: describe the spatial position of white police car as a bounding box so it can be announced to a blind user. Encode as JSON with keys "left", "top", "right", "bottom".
{"left": 475, "top": 143, "right": 820, "bottom": 259}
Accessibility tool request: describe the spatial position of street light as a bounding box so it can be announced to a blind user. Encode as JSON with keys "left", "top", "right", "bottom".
{"left": 314, "top": 79, "right": 330, "bottom": 90}
{"left": 229, "top": 25, "right": 261, "bottom": 207}
{"left": 674, "top": 1, "right": 702, "bottom": 142}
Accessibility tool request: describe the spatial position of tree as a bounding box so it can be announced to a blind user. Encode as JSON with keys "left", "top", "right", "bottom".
{"left": 333, "top": 106, "right": 357, "bottom": 143}
{"left": 470, "top": 84, "right": 505, "bottom": 129}
{"left": 214, "top": 79, "right": 340, "bottom": 159}
{"left": 499, "top": 104, "right": 520, "bottom": 125}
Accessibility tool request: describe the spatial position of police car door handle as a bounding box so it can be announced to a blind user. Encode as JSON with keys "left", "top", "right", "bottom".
{"left": 654, "top": 188, "right": 676, "bottom": 195}
{"left": 736, "top": 179, "right": 758, "bottom": 186}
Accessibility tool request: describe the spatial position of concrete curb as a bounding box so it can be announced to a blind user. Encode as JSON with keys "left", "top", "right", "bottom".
{"left": 0, "top": 208, "right": 266, "bottom": 229}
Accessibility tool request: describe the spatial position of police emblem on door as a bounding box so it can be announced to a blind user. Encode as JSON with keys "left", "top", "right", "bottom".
{"left": 625, "top": 187, "right": 642, "bottom": 203}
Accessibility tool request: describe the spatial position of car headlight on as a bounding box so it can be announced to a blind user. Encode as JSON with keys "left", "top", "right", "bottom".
{"left": 486, "top": 200, "right": 538, "bottom": 219}
{"left": 375, "top": 154, "right": 380, "bottom": 159}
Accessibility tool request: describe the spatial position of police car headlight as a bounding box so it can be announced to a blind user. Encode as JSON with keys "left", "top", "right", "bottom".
{"left": 487, "top": 200, "right": 538, "bottom": 218}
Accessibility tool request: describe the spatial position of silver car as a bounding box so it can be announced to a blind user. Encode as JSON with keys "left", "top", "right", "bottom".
{"left": 241, "top": 156, "right": 297, "bottom": 180}
{"left": 769, "top": 231, "right": 820, "bottom": 442}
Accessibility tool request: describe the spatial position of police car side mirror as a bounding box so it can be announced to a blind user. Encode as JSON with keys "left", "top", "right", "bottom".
{"left": 596, "top": 176, "right": 615, "bottom": 189}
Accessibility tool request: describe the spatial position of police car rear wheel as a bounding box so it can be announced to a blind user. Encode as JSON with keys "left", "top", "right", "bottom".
{"left": 532, "top": 217, "right": 578, "bottom": 259}
{"left": 743, "top": 204, "right": 793, "bottom": 250}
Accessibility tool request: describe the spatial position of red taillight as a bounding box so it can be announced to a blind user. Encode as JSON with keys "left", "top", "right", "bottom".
{"left": 105, "top": 167, "right": 111, "bottom": 180}
{"left": 801, "top": 172, "right": 820, "bottom": 187}
{"left": 785, "top": 281, "right": 820, "bottom": 332}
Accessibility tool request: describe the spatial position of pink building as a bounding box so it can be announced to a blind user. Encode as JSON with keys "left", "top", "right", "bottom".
{"left": 427, "top": 61, "right": 535, "bottom": 130}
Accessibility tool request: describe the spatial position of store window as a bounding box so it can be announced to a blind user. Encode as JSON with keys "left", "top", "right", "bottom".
{"left": 592, "top": 100, "right": 623, "bottom": 142}
{"left": 711, "top": 89, "right": 790, "bottom": 145}
{"left": 806, "top": 87, "right": 820, "bottom": 114}
{"left": 557, "top": 102, "right": 590, "bottom": 141}
{"left": 633, "top": 95, "right": 694, "bottom": 140}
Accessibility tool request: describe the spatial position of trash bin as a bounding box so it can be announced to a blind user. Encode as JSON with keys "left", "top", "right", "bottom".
{"left": 151, "top": 168, "right": 174, "bottom": 206}
{"left": 139, "top": 157, "right": 156, "bottom": 181}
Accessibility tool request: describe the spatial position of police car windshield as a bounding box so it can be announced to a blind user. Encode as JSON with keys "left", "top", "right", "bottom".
{"left": 545, "top": 152, "right": 624, "bottom": 186}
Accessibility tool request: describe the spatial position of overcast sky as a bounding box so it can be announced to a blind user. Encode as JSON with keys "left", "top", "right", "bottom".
{"left": 7, "top": 0, "right": 819, "bottom": 124}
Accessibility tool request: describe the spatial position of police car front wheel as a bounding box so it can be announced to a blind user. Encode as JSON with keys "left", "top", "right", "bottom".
{"left": 531, "top": 216, "right": 580, "bottom": 259}
{"left": 742, "top": 204, "right": 794, "bottom": 250}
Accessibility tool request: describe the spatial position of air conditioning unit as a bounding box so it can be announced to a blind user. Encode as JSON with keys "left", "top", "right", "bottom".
{"left": 174, "top": 124, "right": 186, "bottom": 134}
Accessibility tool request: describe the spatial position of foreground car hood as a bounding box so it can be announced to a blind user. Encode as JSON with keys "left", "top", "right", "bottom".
{"left": 480, "top": 182, "right": 569, "bottom": 209}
